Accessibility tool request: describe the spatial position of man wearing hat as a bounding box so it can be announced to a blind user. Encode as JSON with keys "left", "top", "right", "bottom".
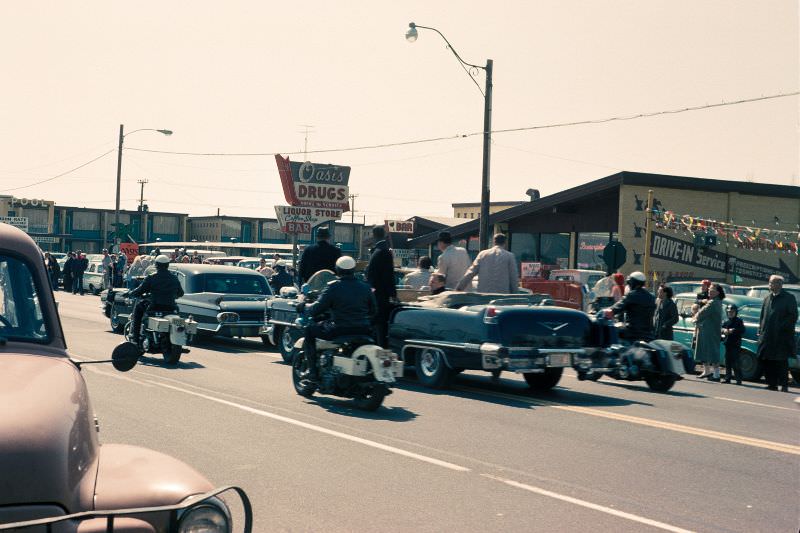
{"left": 434, "top": 231, "right": 471, "bottom": 290}
{"left": 269, "top": 260, "right": 294, "bottom": 293}
{"left": 298, "top": 226, "right": 341, "bottom": 283}
{"left": 456, "top": 233, "right": 519, "bottom": 294}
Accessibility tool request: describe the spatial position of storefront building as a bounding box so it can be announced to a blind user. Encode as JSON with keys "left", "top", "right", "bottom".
{"left": 408, "top": 172, "right": 800, "bottom": 285}
{"left": 0, "top": 196, "right": 187, "bottom": 253}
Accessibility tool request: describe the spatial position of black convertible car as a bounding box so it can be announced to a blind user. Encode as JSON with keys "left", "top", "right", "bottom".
{"left": 102, "top": 264, "right": 273, "bottom": 343}
{"left": 388, "top": 292, "right": 593, "bottom": 390}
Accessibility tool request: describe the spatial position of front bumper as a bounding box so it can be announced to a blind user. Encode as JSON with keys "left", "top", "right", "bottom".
{"left": 198, "top": 321, "right": 264, "bottom": 338}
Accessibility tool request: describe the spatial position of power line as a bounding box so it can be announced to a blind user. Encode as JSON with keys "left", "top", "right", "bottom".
{"left": 0, "top": 149, "right": 116, "bottom": 192}
{"left": 124, "top": 91, "right": 799, "bottom": 157}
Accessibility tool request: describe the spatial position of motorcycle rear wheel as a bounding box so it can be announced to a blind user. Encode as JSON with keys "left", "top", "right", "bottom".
{"left": 292, "top": 351, "right": 318, "bottom": 398}
{"left": 353, "top": 385, "right": 387, "bottom": 411}
{"left": 644, "top": 374, "right": 676, "bottom": 392}
{"left": 163, "top": 344, "right": 182, "bottom": 366}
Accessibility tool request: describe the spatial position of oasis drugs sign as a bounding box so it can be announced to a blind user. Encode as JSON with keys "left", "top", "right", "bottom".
{"left": 275, "top": 154, "right": 350, "bottom": 211}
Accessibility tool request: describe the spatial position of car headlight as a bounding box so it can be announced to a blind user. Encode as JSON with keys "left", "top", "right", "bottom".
{"left": 178, "top": 503, "right": 231, "bottom": 533}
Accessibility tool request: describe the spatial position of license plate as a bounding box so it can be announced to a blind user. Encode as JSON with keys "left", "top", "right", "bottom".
{"left": 547, "top": 353, "right": 571, "bottom": 367}
{"left": 508, "top": 358, "right": 537, "bottom": 370}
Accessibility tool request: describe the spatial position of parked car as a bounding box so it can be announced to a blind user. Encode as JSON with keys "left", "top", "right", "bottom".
{"left": 673, "top": 293, "right": 800, "bottom": 382}
{"left": 666, "top": 280, "right": 732, "bottom": 297}
{"left": 388, "top": 292, "right": 589, "bottom": 390}
{"left": 104, "top": 264, "right": 274, "bottom": 344}
{"left": 83, "top": 259, "right": 107, "bottom": 295}
{"left": 238, "top": 258, "right": 262, "bottom": 270}
{"left": 204, "top": 256, "right": 249, "bottom": 266}
{"left": 728, "top": 285, "right": 751, "bottom": 295}
{"left": 747, "top": 284, "right": 800, "bottom": 301}
{"left": 0, "top": 222, "right": 252, "bottom": 532}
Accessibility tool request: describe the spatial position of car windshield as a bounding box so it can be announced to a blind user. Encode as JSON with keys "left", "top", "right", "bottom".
{"left": 0, "top": 255, "right": 50, "bottom": 343}
{"left": 198, "top": 273, "right": 270, "bottom": 295}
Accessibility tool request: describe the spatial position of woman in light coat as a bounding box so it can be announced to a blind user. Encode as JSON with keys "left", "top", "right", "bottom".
{"left": 694, "top": 283, "right": 725, "bottom": 380}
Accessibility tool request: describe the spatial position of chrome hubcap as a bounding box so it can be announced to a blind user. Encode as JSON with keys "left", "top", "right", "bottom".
{"left": 420, "top": 349, "right": 440, "bottom": 377}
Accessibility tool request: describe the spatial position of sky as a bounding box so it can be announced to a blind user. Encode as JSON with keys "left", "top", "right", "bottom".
{"left": 1, "top": 1, "right": 797, "bottom": 224}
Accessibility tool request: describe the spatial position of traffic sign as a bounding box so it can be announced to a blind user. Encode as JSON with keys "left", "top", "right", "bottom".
{"left": 602, "top": 241, "right": 627, "bottom": 271}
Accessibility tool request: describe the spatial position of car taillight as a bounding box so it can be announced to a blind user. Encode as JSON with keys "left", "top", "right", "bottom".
{"left": 486, "top": 306, "right": 497, "bottom": 318}
{"left": 382, "top": 359, "right": 392, "bottom": 367}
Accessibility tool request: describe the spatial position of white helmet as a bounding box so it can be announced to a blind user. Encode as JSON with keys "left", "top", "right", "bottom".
{"left": 335, "top": 255, "right": 356, "bottom": 274}
{"left": 627, "top": 271, "right": 646, "bottom": 284}
{"left": 273, "top": 259, "right": 285, "bottom": 268}
{"left": 155, "top": 254, "right": 171, "bottom": 265}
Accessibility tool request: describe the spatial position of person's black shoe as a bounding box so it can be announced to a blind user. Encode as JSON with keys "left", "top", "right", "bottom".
{"left": 766, "top": 385, "right": 778, "bottom": 391}
{"left": 736, "top": 380, "right": 742, "bottom": 385}
{"left": 781, "top": 386, "right": 789, "bottom": 392}
{"left": 723, "top": 377, "right": 731, "bottom": 383}
{"left": 708, "top": 376, "right": 720, "bottom": 382}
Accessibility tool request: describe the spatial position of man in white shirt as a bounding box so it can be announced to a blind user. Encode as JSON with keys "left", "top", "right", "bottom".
{"left": 402, "top": 256, "right": 432, "bottom": 290}
{"left": 434, "top": 231, "right": 471, "bottom": 290}
{"left": 456, "top": 233, "right": 519, "bottom": 294}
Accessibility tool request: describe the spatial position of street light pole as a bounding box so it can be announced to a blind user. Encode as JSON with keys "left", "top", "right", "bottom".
{"left": 405, "top": 22, "right": 493, "bottom": 250}
{"left": 113, "top": 125, "right": 173, "bottom": 251}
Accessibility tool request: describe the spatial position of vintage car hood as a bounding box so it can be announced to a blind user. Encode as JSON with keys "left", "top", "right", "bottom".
{"left": 0, "top": 355, "right": 99, "bottom": 511}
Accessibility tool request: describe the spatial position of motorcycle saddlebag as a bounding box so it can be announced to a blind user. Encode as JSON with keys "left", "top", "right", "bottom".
{"left": 147, "top": 316, "right": 172, "bottom": 332}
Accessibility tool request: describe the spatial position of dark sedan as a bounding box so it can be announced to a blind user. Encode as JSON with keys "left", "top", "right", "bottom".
{"left": 104, "top": 264, "right": 273, "bottom": 343}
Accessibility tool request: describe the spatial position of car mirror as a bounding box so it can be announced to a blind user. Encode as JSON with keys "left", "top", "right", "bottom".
{"left": 112, "top": 342, "right": 140, "bottom": 372}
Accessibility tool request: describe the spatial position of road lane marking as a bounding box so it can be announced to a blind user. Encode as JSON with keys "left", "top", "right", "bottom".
{"left": 455, "top": 386, "right": 800, "bottom": 456}
{"left": 482, "top": 474, "right": 695, "bottom": 533}
{"left": 147, "top": 380, "right": 471, "bottom": 472}
{"left": 711, "top": 396, "right": 798, "bottom": 412}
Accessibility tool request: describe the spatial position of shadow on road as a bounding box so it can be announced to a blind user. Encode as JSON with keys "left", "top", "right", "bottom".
{"left": 191, "top": 336, "right": 268, "bottom": 355}
{"left": 309, "top": 396, "right": 419, "bottom": 422}
{"left": 395, "top": 371, "right": 652, "bottom": 409}
{"left": 593, "top": 379, "right": 706, "bottom": 398}
{"left": 138, "top": 355, "right": 205, "bottom": 370}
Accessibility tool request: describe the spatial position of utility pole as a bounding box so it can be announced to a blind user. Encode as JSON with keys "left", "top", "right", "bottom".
{"left": 137, "top": 179, "right": 148, "bottom": 211}
{"left": 349, "top": 194, "right": 357, "bottom": 224}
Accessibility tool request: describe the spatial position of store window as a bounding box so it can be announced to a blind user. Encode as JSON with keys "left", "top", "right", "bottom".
{"left": 510, "top": 233, "right": 539, "bottom": 263}
{"left": 334, "top": 225, "right": 354, "bottom": 243}
{"left": 72, "top": 212, "right": 100, "bottom": 231}
{"left": 540, "top": 233, "right": 570, "bottom": 268}
{"left": 153, "top": 215, "right": 179, "bottom": 234}
{"left": 576, "top": 232, "right": 614, "bottom": 270}
{"left": 261, "top": 221, "right": 284, "bottom": 241}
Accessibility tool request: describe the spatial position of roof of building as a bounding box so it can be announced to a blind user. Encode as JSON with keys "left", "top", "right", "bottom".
{"left": 451, "top": 201, "right": 526, "bottom": 208}
{"left": 409, "top": 215, "right": 464, "bottom": 228}
{"left": 409, "top": 171, "right": 800, "bottom": 247}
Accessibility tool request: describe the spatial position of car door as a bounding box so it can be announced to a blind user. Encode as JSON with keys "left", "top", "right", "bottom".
{"left": 672, "top": 296, "right": 695, "bottom": 347}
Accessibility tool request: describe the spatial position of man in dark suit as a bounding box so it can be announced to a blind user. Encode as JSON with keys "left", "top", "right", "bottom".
{"left": 298, "top": 227, "right": 341, "bottom": 283}
{"left": 758, "top": 275, "right": 798, "bottom": 392}
{"left": 366, "top": 225, "right": 396, "bottom": 346}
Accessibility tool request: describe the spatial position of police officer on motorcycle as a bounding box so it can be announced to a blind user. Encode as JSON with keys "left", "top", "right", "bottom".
{"left": 127, "top": 255, "right": 184, "bottom": 344}
{"left": 298, "top": 256, "right": 376, "bottom": 380}
{"left": 610, "top": 271, "right": 656, "bottom": 341}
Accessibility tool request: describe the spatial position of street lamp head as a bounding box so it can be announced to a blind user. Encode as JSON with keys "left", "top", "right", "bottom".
{"left": 405, "top": 22, "right": 418, "bottom": 43}
{"left": 157, "top": 129, "right": 173, "bottom": 136}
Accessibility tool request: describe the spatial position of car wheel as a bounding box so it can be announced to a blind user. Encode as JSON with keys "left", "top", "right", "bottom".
{"left": 277, "top": 326, "right": 297, "bottom": 364}
{"left": 414, "top": 347, "right": 455, "bottom": 389}
{"left": 738, "top": 349, "right": 760, "bottom": 381}
{"left": 523, "top": 368, "right": 563, "bottom": 391}
{"left": 260, "top": 335, "right": 272, "bottom": 347}
{"left": 88, "top": 284, "right": 96, "bottom": 295}
{"left": 110, "top": 307, "right": 124, "bottom": 334}
{"left": 292, "top": 351, "right": 317, "bottom": 398}
{"left": 644, "top": 374, "right": 677, "bottom": 392}
{"left": 163, "top": 344, "right": 181, "bottom": 366}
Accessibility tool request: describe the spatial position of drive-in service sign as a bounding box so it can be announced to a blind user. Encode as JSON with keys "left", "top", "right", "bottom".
{"left": 275, "top": 154, "right": 350, "bottom": 211}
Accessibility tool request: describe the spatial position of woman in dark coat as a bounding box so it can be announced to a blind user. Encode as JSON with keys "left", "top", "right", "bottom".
{"left": 694, "top": 283, "right": 725, "bottom": 380}
{"left": 62, "top": 252, "right": 74, "bottom": 291}
{"left": 653, "top": 284, "right": 678, "bottom": 340}
{"left": 722, "top": 304, "right": 745, "bottom": 384}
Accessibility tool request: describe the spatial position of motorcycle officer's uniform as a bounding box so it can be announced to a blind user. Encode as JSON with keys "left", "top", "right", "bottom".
{"left": 128, "top": 255, "right": 184, "bottom": 343}
{"left": 611, "top": 272, "right": 656, "bottom": 341}
{"left": 301, "top": 257, "right": 376, "bottom": 379}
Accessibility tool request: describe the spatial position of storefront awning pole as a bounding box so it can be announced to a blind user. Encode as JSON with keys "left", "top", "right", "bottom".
{"left": 643, "top": 189, "right": 654, "bottom": 288}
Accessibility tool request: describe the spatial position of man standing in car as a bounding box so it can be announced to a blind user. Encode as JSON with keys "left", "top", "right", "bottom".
{"left": 298, "top": 227, "right": 341, "bottom": 283}
{"left": 367, "top": 225, "right": 396, "bottom": 346}
{"left": 434, "top": 231, "right": 471, "bottom": 290}
{"left": 456, "top": 233, "right": 518, "bottom": 294}
{"left": 758, "top": 275, "right": 798, "bottom": 392}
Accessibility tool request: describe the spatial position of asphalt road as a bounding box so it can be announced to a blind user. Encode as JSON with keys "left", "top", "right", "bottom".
{"left": 55, "top": 291, "right": 800, "bottom": 533}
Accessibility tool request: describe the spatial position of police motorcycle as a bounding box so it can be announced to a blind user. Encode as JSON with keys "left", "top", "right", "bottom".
{"left": 120, "top": 255, "right": 198, "bottom": 365}
{"left": 289, "top": 259, "right": 404, "bottom": 411}
{"left": 121, "top": 293, "right": 198, "bottom": 365}
{"left": 575, "top": 272, "right": 693, "bottom": 392}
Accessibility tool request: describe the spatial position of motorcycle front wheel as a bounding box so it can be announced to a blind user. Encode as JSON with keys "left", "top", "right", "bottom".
{"left": 292, "top": 351, "right": 318, "bottom": 398}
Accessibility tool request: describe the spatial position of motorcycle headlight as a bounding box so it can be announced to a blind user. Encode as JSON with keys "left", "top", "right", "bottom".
{"left": 178, "top": 503, "right": 231, "bottom": 533}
